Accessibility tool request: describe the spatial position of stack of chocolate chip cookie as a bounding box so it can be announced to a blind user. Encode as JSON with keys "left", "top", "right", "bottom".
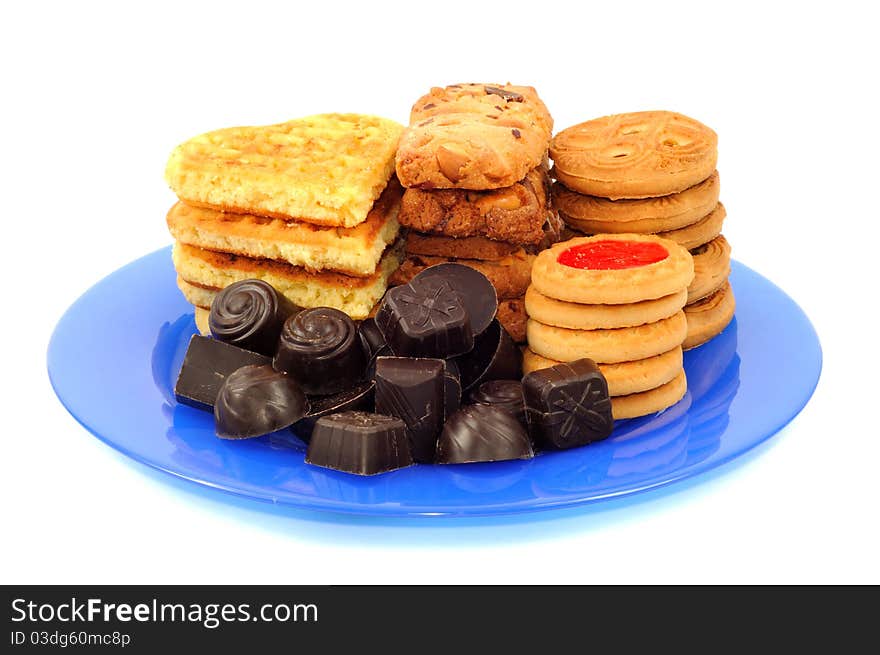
{"left": 550, "top": 110, "right": 735, "bottom": 349}
{"left": 390, "top": 83, "right": 561, "bottom": 343}
{"left": 164, "top": 113, "right": 405, "bottom": 331}
{"left": 524, "top": 234, "right": 694, "bottom": 419}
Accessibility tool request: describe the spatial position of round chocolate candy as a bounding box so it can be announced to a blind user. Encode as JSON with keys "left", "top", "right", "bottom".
{"left": 412, "top": 263, "right": 498, "bottom": 336}
{"left": 436, "top": 404, "right": 534, "bottom": 464}
{"left": 209, "top": 279, "right": 301, "bottom": 356}
{"left": 470, "top": 379, "right": 526, "bottom": 426}
{"left": 274, "top": 307, "right": 366, "bottom": 395}
{"left": 214, "top": 364, "right": 309, "bottom": 439}
{"left": 454, "top": 319, "right": 522, "bottom": 392}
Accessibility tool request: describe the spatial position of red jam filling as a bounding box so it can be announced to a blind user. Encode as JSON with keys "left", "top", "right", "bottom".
{"left": 557, "top": 240, "right": 669, "bottom": 270}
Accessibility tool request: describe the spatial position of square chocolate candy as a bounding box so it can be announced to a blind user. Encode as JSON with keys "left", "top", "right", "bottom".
{"left": 522, "top": 358, "right": 614, "bottom": 449}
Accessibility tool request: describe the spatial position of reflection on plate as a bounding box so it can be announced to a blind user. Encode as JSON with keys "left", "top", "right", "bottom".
{"left": 48, "top": 247, "right": 820, "bottom": 516}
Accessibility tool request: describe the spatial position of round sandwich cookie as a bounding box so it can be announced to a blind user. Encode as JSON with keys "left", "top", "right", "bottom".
{"left": 525, "top": 285, "right": 687, "bottom": 330}
{"left": 611, "top": 369, "right": 688, "bottom": 420}
{"left": 550, "top": 111, "right": 718, "bottom": 199}
{"left": 526, "top": 311, "right": 687, "bottom": 364}
{"left": 523, "top": 346, "right": 683, "bottom": 397}
{"left": 530, "top": 234, "right": 694, "bottom": 305}
{"left": 657, "top": 203, "right": 726, "bottom": 250}
{"left": 688, "top": 235, "right": 731, "bottom": 303}
{"left": 683, "top": 282, "right": 736, "bottom": 350}
{"left": 553, "top": 171, "right": 720, "bottom": 235}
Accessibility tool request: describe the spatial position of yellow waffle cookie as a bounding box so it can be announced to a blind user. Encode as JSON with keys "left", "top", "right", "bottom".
{"left": 550, "top": 111, "right": 717, "bottom": 199}
{"left": 165, "top": 113, "right": 403, "bottom": 227}
{"left": 172, "top": 241, "right": 402, "bottom": 320}
{"left": 167, "top": 180, "right": 402, "bottom": 277}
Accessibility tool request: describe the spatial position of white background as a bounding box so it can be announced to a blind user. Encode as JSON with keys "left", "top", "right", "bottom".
{"left": 2, "top": 1, "right": 877, "bottom": 584}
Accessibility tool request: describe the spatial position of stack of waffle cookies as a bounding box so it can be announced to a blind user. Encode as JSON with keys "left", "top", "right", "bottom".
{"left": 164, "top": 114, "right": 405, "bottom": 331}
{"left": 549, "top": 110, "right": 734, "bottom": 349}
{"left": 390, "top": 83, "right": 561, "bottom": 343}
{"left": 523, "top": 234, "right": 695, "bottom": 419}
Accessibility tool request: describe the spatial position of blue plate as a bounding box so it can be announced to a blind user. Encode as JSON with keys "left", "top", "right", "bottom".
{"left": 47, "top": 247, "right": 821, "bottom": 516}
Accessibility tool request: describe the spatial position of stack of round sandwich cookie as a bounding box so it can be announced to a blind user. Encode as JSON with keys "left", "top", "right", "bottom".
{"left": 390, "top": 82, "right": 562, "bottom": 344}
{"left": 524, "top": 233, "right": 694, "bottom": 419}
{"left": 549, "top": 110, "right": 735, "bottom": 349}
{"left": 164, "top": 113, "right": 406, "bottom": 329}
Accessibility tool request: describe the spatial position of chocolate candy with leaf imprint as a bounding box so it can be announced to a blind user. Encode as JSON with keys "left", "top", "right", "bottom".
{"left": 522, "top": 358, "right": 613, "bottom": 449}
{"left": 375, "top": 275, "right": 473, "bottom": 358}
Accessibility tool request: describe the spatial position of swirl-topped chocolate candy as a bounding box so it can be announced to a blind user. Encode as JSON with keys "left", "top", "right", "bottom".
{"left": 274, "top": 307, "right": 366, "bottom": 395}
{"left": 470, "top": 379, "right": 526, "bottom": 427}
{"left": 209, "top": 279, "right": 301, "bottom": 356}
{"left": 214, "top": 364, "right": 309, "bottom": 439}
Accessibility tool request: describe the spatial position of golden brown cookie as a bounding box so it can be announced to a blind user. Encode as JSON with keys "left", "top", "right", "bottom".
{"left": 611, "top": 370, "right": 688, "bottom": 419}
{"left": 398, "top": 167, "right": 552, "bottom": 244}
{"left": 554, "top": 171, "right": 719, "bottom": 234}
{"left": 550, "top": 111, "right": 718, "bottom": 199}
{"left": 657, "top": 203, "right": 725, "bottom": 250}
{"left": 172, "top": 241, "right": 402, "bottom": 320}
{"left": 526, "top": 311, "right": 687, "bottom": 363}
{"left": 194, "top": 306, "right": 211, "bottom": 335}
{"left": 165, "top": 113, "right": 403, "bottom": 227}
{"left": 525, "top": 285, "right": 687, "bottom": 330}
{"left": 530, "top": 234, "right": 694, "bottom": 304}
{"left": 688, "top": 235, "right": 731, "bottom": 303}
{"left": 396, "top": 83, "right": 553, "bottom": 190}
{"left": 522, "top": 347, "right": 683, "bottom": 397}
{"left": 167, "top": 179, "right": 402, "bottom": 277}
{"left": 389, "top": 250, "right": 534, "bottom": 300}
{"left": 404, "top": 232, "right": 521, "bottom": 261}
{"left": 497, "top": 296, "right": 527, "bottom": 343}
{"left": 683, "top": 282, "right": 736, "bottom": 350}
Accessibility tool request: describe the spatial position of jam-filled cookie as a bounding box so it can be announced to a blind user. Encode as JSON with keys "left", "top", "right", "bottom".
{"left": 530, "top": 234, "right": 694, "bottom": 305}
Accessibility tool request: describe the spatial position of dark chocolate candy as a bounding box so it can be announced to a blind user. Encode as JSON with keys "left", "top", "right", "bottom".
{"left": 274, "top": 307, "right": 365, "bottom": 395}
{"left": 454, "top": 319, "right": 522, "bottom": 392}
{"left": 374, "top": 356, "right": 445, "bottom": 463}
{"left": 209, "top": 279, "right": 301, "bottom": 356}
{"left": 411, "top": 263, "right": 498, "bottom": 336}
{"left": 443, "top": 357, "right": 462, "bottom": 420}
{"left": 358, "top": 317, "right": 392, "bottom": 378}
{"left": 306, "top": 411, "right": 413, "bottom": 476}
{"left": 174, "top": 335, "right": 270, "bottom": 411}
{"left": 436, "top": 404, "right": 533, "bottom": 464}
{"left": 375, "top": 276, "right": 473, "bottom": 358}
{"left": 522, "top": 358, "right": 613, "bottom": 449}
{"left": 214, "top": 364, "right": 309, "bottom": 439}
{"left": 470, "top": 379, "right": 526, "bottom": 427}
{"left": 291, "top": 381, "right": 375, "bottom": 442}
